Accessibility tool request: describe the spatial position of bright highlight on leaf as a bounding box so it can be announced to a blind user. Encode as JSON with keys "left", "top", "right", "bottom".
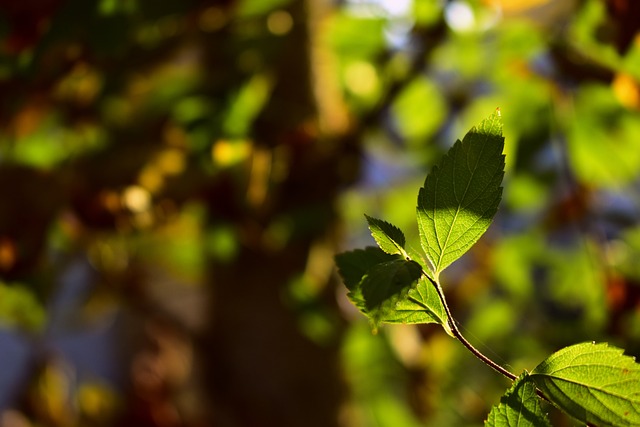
{"left": 485, "top": 372, "right": 551, "bottom": 427}
{"left": 417, "top": 110, "right": 505, "bottom": 276}
{"left": 364, "top": 214, "right": 406, "bottom": 256}
{"left": 531, "top": 342, "right": 640, "bottom": 427}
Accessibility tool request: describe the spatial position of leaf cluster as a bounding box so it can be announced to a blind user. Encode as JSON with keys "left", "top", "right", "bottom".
{"left": 335, "top": 112, "right": 640, "bottom": 426}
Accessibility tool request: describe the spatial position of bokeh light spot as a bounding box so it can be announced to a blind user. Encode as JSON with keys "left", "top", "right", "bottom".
{"left": 211, "top": 139, "right": 252, "bottom": 167}
{"left": 267, "top": 11, "right": 293, "bottom": 36}
{"left": 122, "top": 186, "right": 151, "bottom": 213}
{"left": 344, "top": 61, "right": 378, "bottom": 97}
{"left": 445, "top": 1, "right": 476, "bottom": 32}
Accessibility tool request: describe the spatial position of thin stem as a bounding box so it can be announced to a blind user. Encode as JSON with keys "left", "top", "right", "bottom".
{"left": 423, "top": 271, "right": 517, "bottom": 382}
{"left": 423, "top": 271, "right": 554, "bottom": 403}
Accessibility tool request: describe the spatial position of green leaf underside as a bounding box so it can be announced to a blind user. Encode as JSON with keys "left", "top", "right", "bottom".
{"left": 335, "top": 248, "right": 445, "bottom": 328}
{"left": 417, "top": 111, "right": 505, "bottom": 275}
{"left": 382, "top": 276, "right": 446, "bottom": 325}
{"left": 335, "top": 247, "right": 394, "bottom": 292}
{"left": 485, "top": 372, "right": 551, "bottom": 427}
{"left": 365, "top": 214, "right": 406, "bottom": 255}
{"left": 531, "top": 342, "right": 640, "bottom": 427}
{"left": 335, "top": 247, "right": 396, "bottom": 311}
{"left": 360, "top": 259, "right": 422, "bottom": 328}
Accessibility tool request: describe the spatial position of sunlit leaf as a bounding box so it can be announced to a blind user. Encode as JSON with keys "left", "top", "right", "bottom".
{"left": 417, "top": 110, "right": 505, "bottom": 276}
{"left": 386, "top": 276, "right": 446, "bottom": 326}
{"left": 485, "top": 372, "right": 551, "bottom": 427}
{"left": 531, "top": 342, "right": 640, "bottom": 427}
{"left": 365, "top": 214, "right": 406, "bottom": 256}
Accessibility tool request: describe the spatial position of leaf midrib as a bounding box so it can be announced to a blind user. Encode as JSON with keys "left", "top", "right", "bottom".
{"left": 434, "top": 135, "right": 489, "bottom": 273}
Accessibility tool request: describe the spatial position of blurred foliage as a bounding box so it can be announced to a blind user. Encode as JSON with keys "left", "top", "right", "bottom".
{"left": 0, "top": 0, "right": 639, "bottom": 426}
{"left": 0, "top": 282, "right": 45, "bottom": 331}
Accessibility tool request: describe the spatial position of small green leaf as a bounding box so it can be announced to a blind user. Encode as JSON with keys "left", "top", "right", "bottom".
{"left": 335, "top": 248, "right": 447, "bottom": 331}
{"left": 365, "top": 214, "right": 406, "bottom": 256}
{"left": 531, "top": 342, "right": 640, "bottom": 427}
{"left": 335, "top": 248, "right": 448, "bottom": 331}
{"left": 360, "top": 259, "right": 423, "bottom": 329}
{"left": 335, "top": 247, "right": 397, "bottom": 311}
{"left": 417, "top": 110, "right": 505, "bottom": 276}
{"left": 485, "top": 372, "right": 551, "bottom": 427}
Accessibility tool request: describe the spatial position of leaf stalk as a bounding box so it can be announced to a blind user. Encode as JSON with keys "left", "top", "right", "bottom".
{"left": 423, "top": 272, "right": 518, "bottom": 382}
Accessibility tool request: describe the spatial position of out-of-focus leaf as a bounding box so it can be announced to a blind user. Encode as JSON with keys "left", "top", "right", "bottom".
{"left": 392, "top": 77, "right": 447, "bottom": 143}
{"left": 327, "top": 13, "right": 386, "bottom": 59}
{"left": 172, "top": 96, "right": 214, "bottom": 124}
{"left": 223, "top": 73, "right": 273, "bottom": 137}
{"left": 0, "top": 282, "right": 45, "bottom": 332}
{"left": 236, "top": 0, "right": 293, "bottom": 17}
{"left": 413, "top": 0, "right": 443, "bottom": 26}
{"left": 567, "top": 84, "right": 640, "bottom": 187}
{"left": 485, "top": 372, "right": 551, "bottom": 427}
{"left": 569, "top": 0, "right": 621, "bottom": 70}
{"left": 531, "top": 342, "right": 640, "bottom": 426}
{"left": 341, "top": 322, "right": 424, "bottom": 427}
{"left": 546, "top": 240, "right": 607, "bottom": 330}
{"left": 492, "top": 231, "right": 544, "bottom": 300}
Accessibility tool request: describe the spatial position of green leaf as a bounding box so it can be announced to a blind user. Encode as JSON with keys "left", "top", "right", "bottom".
{"left": 485, "top": 372, "right": 551, "bottom": 427}
{"left": 335, "top": 248, "right": 447, "bottom": 331}
{"left": 530, "top": 342, "right": 640, "bottom": 427}
{"left": 335, "top": 247, "right": 397, "bottom": 311}
{"left": 365, "top": 214, "right": 406, "bottom": 256}
{"left": 360, "top": 259, "right": 423, "bottom": 330}
{"left": 381, "top": 276, "right": 446, "bottom": 326}
{"left": 417, "top": 110, "right": 505, "bottom": 276}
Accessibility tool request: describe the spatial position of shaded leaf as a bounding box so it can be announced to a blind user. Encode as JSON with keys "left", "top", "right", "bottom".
{"left": 485, "top": 372, "right": 551, "bottom": 427}
{"left": 365, "top": 214, "right": 406, "bottom": 256}
{"left": 360, "top": 259, "right": 423, "bottom": 330}
{"left": 335, "top": 248, "right": 446, "bottom": 330}
{"left": 335, "top": 247, "right": 397, "bottom": 311}
{"left": 417, "top": 110, "right": 505, "bottom": 276}
{"left": 531, "top": 342, "right": 640, "bottom": 427}
{"left": 335, "top": 247, "right": 396, "bottom": 292}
